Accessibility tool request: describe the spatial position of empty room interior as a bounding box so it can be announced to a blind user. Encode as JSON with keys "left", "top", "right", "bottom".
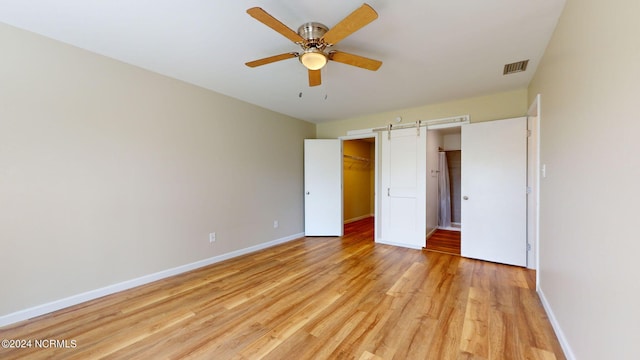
{"left": 1, "top": 1, "right": 638, "bottom": 359}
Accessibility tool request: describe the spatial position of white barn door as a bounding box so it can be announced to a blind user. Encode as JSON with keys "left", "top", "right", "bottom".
{"left": 380, "top": 127, "right": 427, "bottom": 249}
{"left": 304, "top": 139, "right": 343, "bottom": 236}
{"left": 461, "top": 117, "right": 527, "bottom": 266}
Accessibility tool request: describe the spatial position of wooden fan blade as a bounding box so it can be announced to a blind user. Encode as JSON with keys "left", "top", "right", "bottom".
{"left": 245, "top": 53, "right": 298, "bottom": 67}
{"left": 308, "top": 69, "right": 321, "bottom": 87}
{"left": 328, "top": 51, "right": 382, "bottom": 71}
{"left": 247, "top": 7, "right": 305, "bottom": 44}
{"left": 321, "top": 3, "right": 378, "bottom": 46}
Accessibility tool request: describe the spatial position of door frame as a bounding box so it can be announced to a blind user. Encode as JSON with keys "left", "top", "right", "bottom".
{"left": 340, "top": 133, "right": 379, "bottom": 240}
{"left": 343, "top": 116, "right": 468, "bottom": 245}
{"left": 527, "top": 94, "right": 541, "bottom": 271}
{"left": 425, "top": 120, "right": 466, "bottom": 243}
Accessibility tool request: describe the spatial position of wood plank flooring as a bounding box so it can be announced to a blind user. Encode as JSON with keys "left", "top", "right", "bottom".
{"left": 0, "top": 218, "right": 564, "bottom": 359}
{"left": 426, "top": 229, "right": 461, "bottom": 256}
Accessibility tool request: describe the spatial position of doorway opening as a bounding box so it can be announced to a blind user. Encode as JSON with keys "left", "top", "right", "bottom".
{"left": 343, "top": 138, "right": 376, "bottom": 240}
{"left": 438, "top": 150, "right": 461, "bottom": 231}
{"left": 426, "top": 126, "right": 462, "bottom": 255}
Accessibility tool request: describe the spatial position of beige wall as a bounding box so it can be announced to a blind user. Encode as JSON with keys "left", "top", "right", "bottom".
{"left": 343, "top": 140, "right": 374, "bottom": 222}
{"left": 0, "top": 23, "right": 315, "bottom": 317}
{"left": 528, "top": 0, "right": 640, "bottom": 359}
{"left": 443, "top": 133, "right": 461, "bottom": 151}
{"left": 316, "top": 88, "right": 528, "bottom": 138}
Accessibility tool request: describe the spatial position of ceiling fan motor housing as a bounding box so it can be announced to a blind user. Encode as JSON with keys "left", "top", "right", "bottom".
{"left": 297, "top": 22, "right": 329, "bottom": 50}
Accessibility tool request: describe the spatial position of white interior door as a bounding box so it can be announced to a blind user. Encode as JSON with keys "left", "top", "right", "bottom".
{"left": 304, "top": 139, "right": 343, "bottom": 236}
{"left": 461, "top": 117, "right": 527, "bottom": 266}
{"left": 380, "top": 127, "right": 427, "bottom": 249}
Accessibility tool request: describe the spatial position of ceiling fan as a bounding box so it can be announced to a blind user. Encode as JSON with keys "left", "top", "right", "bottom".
{"left": 245, "top": 3, "right": 382, "bottom": 87}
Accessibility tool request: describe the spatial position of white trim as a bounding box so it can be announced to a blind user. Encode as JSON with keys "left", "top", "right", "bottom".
{"left": 537, "top": 288, "right": 576, "bottom": 360}
{"left": 344, "top": 214, "right": 374, "bottom": 224}
{"left": 375, "top": 239, "right": 423, "bottom": 250}
{"left": 0, "top": 232, "right": 304, "bottom": 327}
{"left": 437, "top": 226, "right": 461, "bottom": 232}
{"left": 426, "top": 227, "right": 438, "bottom": 239}
{"left": 339, "top": 132, "right": 376, "bottom": 141}
{"left": 346, "top": 128, "right": 375, "bottom": 136}
{"left": 340, "top": 132, "right": 376, "bottom": 145}
{"left": 527, "top": 94, "right": 541, "bottom": 273}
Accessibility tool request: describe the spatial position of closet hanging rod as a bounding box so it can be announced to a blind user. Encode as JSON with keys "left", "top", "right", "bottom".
{"left": 343, "top": 154, "right": 370, "bottom": 162}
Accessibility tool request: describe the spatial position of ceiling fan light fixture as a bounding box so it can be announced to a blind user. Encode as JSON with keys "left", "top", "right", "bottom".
{"left": 300, "top": 48, "right": 327, "bottom": 70}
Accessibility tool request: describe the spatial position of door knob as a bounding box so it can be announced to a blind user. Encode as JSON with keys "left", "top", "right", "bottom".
{"left": 463, "top": 196, "right": 469, "bottom": 200}
{"left": 306, "top": 191, "right": 310, "bottom": 195}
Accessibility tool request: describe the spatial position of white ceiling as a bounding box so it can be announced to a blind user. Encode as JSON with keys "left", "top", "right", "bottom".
{"left": 0, "top": 0, "right": 565, "bottom": 123}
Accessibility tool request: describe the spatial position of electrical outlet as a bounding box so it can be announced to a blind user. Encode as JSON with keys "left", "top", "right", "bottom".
{"left": 209, "top": 232, "right": 216, "bottom": 243}
{"left": 273, "top": 220, "right": 279, "bottom": 228}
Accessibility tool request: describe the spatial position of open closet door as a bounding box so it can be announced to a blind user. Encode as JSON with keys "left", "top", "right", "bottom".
{"left": 379, "top": 127, "right": 427, "bottom": 249}
{"left": 461, "top": 117, "right": 527, "bottom": 266}
{"left": 304, "top": 139, "right": 343, "bottom": 236}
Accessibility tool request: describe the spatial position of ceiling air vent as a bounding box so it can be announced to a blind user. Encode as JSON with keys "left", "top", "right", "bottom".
{"left": 503, "top": 60, "right": 529, "bottom": 75}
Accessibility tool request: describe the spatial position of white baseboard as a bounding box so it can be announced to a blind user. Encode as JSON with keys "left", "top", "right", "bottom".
{"left": 437, "top": 226, "right": 461, "bottom": 232}
{"left": 0, "top": 232, "right": 304, "bottom": 327}
{"left": 344, "top": 214, "right": 374, "bottom": 224}
{"left": 537, "top": 287, "right": 575, "bottom": 360}
{"left": 426, "top": 227, "right": 438, "bottom": 239}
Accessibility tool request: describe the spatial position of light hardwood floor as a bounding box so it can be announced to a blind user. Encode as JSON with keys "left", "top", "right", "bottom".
{"left": 0, "top": 218, "right": 564, "bottom": 359}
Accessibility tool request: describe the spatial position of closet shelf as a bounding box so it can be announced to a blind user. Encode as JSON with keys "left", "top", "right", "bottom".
{"left": 343, "top": 154, "right": 370, "bottom": 163}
